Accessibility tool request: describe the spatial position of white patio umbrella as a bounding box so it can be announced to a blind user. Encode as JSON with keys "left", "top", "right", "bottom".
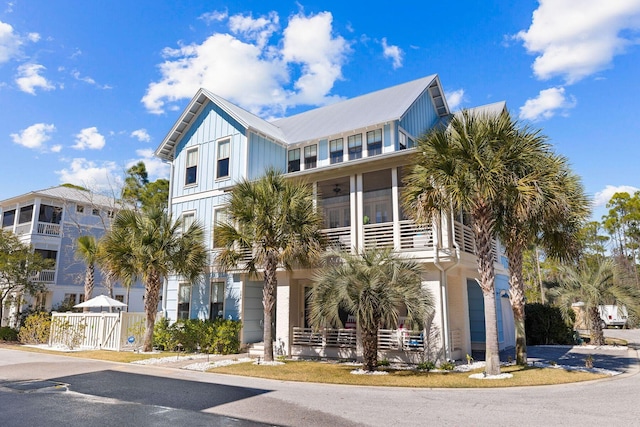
{"left": 74, "top": 294, "right": 127, "bottom": 309}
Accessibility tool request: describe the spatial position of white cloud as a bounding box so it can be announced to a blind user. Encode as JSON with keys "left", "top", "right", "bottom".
{"left": 142, "top": 10, "right": 350, "bottom": 116}
{"left": 50, "top": 144, "right": 62, "bottom": 153}
{"left": 131, "top": 128, "right": 151, "bottom": 142}
{"left": 128, "top": 148, "right": 170, "bottom": 180}
{"left": 518, "top": 87, "right": 576, "bottom": 121}
{"left": 72, "top": 70, "right": 112, "bottom": 89}
{"left": 199, "top": 10, "right": 228, "bottom": 24}
{"left": 0, "top": 20, "right": 21, "bottom": 63}
{"left": 516, "top": 0, "right": 640, "bottom": 83}
{"left": 56, "top": 158, "right": 122, "bottom": 192}
{"left": 27, "top": 32, "right": 40, "bottom": 42}
{"left": 445, "top": 89, "right": 465, "bottom": 111}
{"left": 381, "top": 38, "right": 403, "bottom": 69}
{"left": 11, "top": 123, "right": 56, "bottom": 149}
{"left": 15, "top": 63, "right": 55, "bottom": 94}
{"left": 593, "top": 185, "right": 640, "bottom": 207}
{"left": 72, "top": 127, "right": 106, "bottom": 150}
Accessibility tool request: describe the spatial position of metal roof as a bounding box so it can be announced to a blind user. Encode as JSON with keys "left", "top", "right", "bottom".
{"left": 272, "top": 74, "right": 444, "bottom": 144}
{"left": 0, "top": 185, "right": 120, "bottom": 208}
{"left": 155, "top": 74, "right": 449, "bottom": 160}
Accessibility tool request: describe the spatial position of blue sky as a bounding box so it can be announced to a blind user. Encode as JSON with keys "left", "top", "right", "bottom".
{"left": 1, "top": 0, "right": 639, "bottom": 221}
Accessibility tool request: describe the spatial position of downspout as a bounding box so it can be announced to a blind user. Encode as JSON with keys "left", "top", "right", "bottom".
{"left": 432, "top": 207, "right": 460, "bottom": 361}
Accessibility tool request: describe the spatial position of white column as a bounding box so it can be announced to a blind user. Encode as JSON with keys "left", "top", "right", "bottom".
{"left": 391, "top": 167, "right": 401, "bottom": 250}
{"left": 350, "top": 175, "right": 357, "bottom": 253}
{"left": 276, "top": 281, "right": 291, "bottom": 356}
{"left": 355, "top": 174, "right": 364, "bottom": 251}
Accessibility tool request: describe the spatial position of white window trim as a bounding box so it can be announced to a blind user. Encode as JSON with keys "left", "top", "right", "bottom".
{"left": 181, "top": 210, "right": 196, "bottom": 233}
{"left": 215, "top": 137, "right": 232, "bottom": 181}
{"left": 185, "top": 147, "right": 199, "bottom": 187}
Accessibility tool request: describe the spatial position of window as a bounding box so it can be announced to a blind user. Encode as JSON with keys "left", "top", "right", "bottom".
{"left": 38, "top": 205, "right": 62, "bottom": 224}
{"left": 210, "top": 281, "right": 225, "bottom": 320}
{"left": 76, "top": 204, "right": 84, "bottom": 214}
{"left": 185, "top": 148, "right": 198, "bottom": 185}
{"left": 115, "top": 295, "right": 125, "bottom": 303}
{"left": 399, "top": 131, "right": 407, "bottom": 150}
{"left": 329, "top": 138, "right": 343, "bottom": 164}
{"left": 92, "top": 208, "right": 100, "bottom": 216}
{"left": 288, "top": 148, "right": 300, "bottom": 172}
{"left": 2, "top": 209, "right": 15, "bottom": 228}
{"left": 213, "top": 209, "right": 228, "bottom": 248}
{"left": 304, "top": 145, "right": 317, "bottom": 169}
{"left": 35, "top": 249, "right": 57, "bottom": 268}
{"left": 177, "top": 284, "right": 191, "bottom": 320}
{"left": 217, "top": 139, "right": 230, "bottom": 179}
{"left": 18, "top": 205, "right": 33, "bottom": 224}
{"left": 367, "top": 129, "right": 382, "bottom": 156}
{"left": 182, "top": 212, "right": 195, "bottom": 232}
{"left": 107, "top": 210, "right": 115, "bottom": 219}
{"left": 348, "top": 134, "right": 362, "bottom": 160}
{"left": 78, "top": 294, "right": 85, "bottom": 304}
{"left": 64, "top": 293, "right": 77, "bottom": 305}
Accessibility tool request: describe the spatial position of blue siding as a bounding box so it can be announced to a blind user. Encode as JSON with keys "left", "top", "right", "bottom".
{"left": 172, "top": 101, "right": 248, "bottom": 199}
{"left": 467, "top": 276, "right": 510, "bottom": 346}
{"left": 399, "top": 90, "right": 439, "bottom": 138}
{"left": 242, "top": 280, "right": 264, "bottom": 343}
{"left": 495, "top": 274, "right": 509, "bottom": 343}
{"left": 247, "top": 132, "right": 286, "bottom": 180}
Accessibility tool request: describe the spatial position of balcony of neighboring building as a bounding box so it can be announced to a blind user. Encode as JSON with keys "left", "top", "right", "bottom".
{"left": 2, "top": 203, "right": 63, "bottom": 237}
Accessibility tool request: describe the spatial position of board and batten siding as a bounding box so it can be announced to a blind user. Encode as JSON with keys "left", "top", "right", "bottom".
{"left": 172, "top": 101, "right": 248, "bottom": 198}
{"left": 399, "top": 90, "right": 439, "bottom": 139}
{"left": 247, "top": 132, "right": 286, "bottom": 180}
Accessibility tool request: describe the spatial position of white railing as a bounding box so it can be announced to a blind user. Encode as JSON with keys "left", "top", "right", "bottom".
{"left": 36, "top": 222, "right": 61, "bottom": 236}
{"left": 363, "top": 222, "right": 394, "bottom": 249}
{"left": 399, "top": 220, "right": 432, "bottom": 250}
{"left": 322, "top": 226, "right": 351, "bottom": 250}
{"left": 14, "top": 223, "right": 31, "bottom": 235}
{"left": 31, "top": 270, "right": 55, "bottom": 282}
{"left": 292, "top": 327, "right": 427, "bottom": 351}
{"left": 454, "top": 222, "right": 475, "bottom": 254}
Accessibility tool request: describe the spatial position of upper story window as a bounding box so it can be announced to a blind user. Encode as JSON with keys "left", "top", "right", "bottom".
{"left": 330, "top": 138, "right": 343, "bottom": 164}
{"left": 399, "top": 131, "right": 407, "bottom": 150}
{"left": 107, "top": 210, "right": 115, "bottom": 219}
{"left": 18, "top": 205, "right": 33, "bottom": 224}
{"left": 38, "top": 205, "right": 63, "bottom": 224}
{"left": 92, "top": 208, "right": 100, "bottom": 216}
{"left": 182, "top": 212, "right": 195, "bottom": 232}
{"left": 213, "top": 208, "right": 228, "bottom": 248}
{"left": 217, "top": 139, "right": 230, "bottom": 179}
{"left": 185, "top": 148, "right": 198, "bottom": 186}
{"left": 288, "top": 148, "right": 300, "bottom": 173}
{"left": 76, "top": 205, "right": 84, "bottom": 214}
{"left": 348, "top": 134, "right": 362, "bottom": 160}
{"left": 367, "top": 129, "right": 382, "bottom": 156}
{"left": 304, "top": 145, "right": 317, "bottom": 169}
{"left": 2, "top": 210, "right": 15, "bottom": 228}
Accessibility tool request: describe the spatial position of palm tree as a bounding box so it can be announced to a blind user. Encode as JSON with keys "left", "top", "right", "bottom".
{"left": 75, "top": 235, "right": 99, "bottom": 313}
{"left": 402, "top": 109, "right": 549, "bottom": 375}
{"left": 308, "top": 247, "right": 434, "bottom": 372}
{"left": 496, "top": 145, "right": 590, "bottom": 365}
{"left": 215, "top": 169, "right": 325, "bottom": 362}
{"left": 549, "top": 259, "right": 640, "bottom": 345}
{"left": 100, "top": 208, "right": 207, "bottom": 352}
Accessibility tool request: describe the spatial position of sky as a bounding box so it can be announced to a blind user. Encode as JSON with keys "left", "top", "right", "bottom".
{"left": 1, "top": 0, "right": 640, "bottom": 222}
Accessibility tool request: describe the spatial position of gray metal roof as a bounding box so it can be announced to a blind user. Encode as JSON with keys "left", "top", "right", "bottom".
{"left": 272, "top": 74, "right": 442, "bottom": 144}
{"left": 456, "top": 101, "right": 507, "bottom": 117}
{"left": 155, "top": 74, "right": 448, "bottom": 160}
{"left": 0, "top": 185, "right": 120, "bottom": 208}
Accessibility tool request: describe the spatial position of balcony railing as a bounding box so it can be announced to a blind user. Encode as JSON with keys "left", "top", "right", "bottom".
{"left": 37, "top": 222, "right": 61, "bottom": 236}
{"left": 31, "top": 270, "right": 55, "bottom": 283}
{"left": 323, "top": 226, "right": 351, "bottom": 250}
{"left": 363, "top": 222, "right": 394, "bottom": 249}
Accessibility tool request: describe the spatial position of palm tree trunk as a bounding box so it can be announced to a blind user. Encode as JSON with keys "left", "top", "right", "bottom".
{"left": 83, "top": 265, "right": 95, "bottom": 313}
{"left": 473, "top": 204, "right": 501, "bottom": 376}
{"left": 508, "top": 242, "right": 527, "bottom": 365}
{"left": 262, "top": 253, "right": 277, "bottom": 362}
{"left": 362, "top": 326, "right": 378, "bottom": 371}
{"left": 143, "top": 270, "right": 161, "bottom": 352}
{"left": 589, "top": 306, "right": 605, "bottom": 346}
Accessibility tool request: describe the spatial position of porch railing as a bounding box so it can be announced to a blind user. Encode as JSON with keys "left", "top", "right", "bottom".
{"left": 36, "top": 222, "right": 61, "bottom": 236}
{"left": 292, "top": 327, "right": 425, "bottom": 351}
{"left": 31, "top": 269, "right": 55, "bottom": 282}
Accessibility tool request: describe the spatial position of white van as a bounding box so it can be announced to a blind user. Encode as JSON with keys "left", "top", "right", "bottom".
{"left": 598, "top": 305, "right": 628, "bottom": 328}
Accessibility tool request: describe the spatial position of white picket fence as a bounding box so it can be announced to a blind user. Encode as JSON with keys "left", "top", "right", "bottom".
{"left": 49, "top": 311, "right": 154, "bottom": 351}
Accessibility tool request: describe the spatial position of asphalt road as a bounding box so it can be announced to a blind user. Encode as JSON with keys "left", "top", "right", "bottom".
{"left": 1, "top": 330, "right": 639, "bottom": 427}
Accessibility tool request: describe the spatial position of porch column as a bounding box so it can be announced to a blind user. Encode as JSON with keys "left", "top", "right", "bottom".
{"left": 355, "top": 174, "right": 363, "bottom": 250}
{"left": 391, "top": 167, "right": 401, "bottom": 250}
{"left": 276, "top": 281, "right": 291, "bottom": 356}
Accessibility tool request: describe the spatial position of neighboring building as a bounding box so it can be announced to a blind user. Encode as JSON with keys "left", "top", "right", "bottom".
{"left": 0, "top": 185, "right": 145, "bottom": 325}
{"left": 155, "top": 74, "right": 515, "bottom": 361}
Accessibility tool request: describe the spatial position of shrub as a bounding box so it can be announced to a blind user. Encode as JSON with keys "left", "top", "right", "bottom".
{"left": 152, "top": 318, "right": 242, "bottom": 354}
{"left": 18, "top": 312, "right": 52, "bottom": 344}
{"left": 0, "top": 326, "right": 19, "bottom": 341}
{"left": 525, "top": 303, "right": 573, "bottom": 345}
{"left": 417, "top": 360, "right": 436, "bottom": 371}
{"left": 439, "top": 361, "right": 455, "bottom": 371}
{"left": 377, "top": 358, "right": 391, "bottom": 367}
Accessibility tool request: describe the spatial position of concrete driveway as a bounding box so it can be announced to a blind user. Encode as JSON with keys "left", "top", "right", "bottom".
{"left": 1, "top": 330, "right": 639, "bottom": 427}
